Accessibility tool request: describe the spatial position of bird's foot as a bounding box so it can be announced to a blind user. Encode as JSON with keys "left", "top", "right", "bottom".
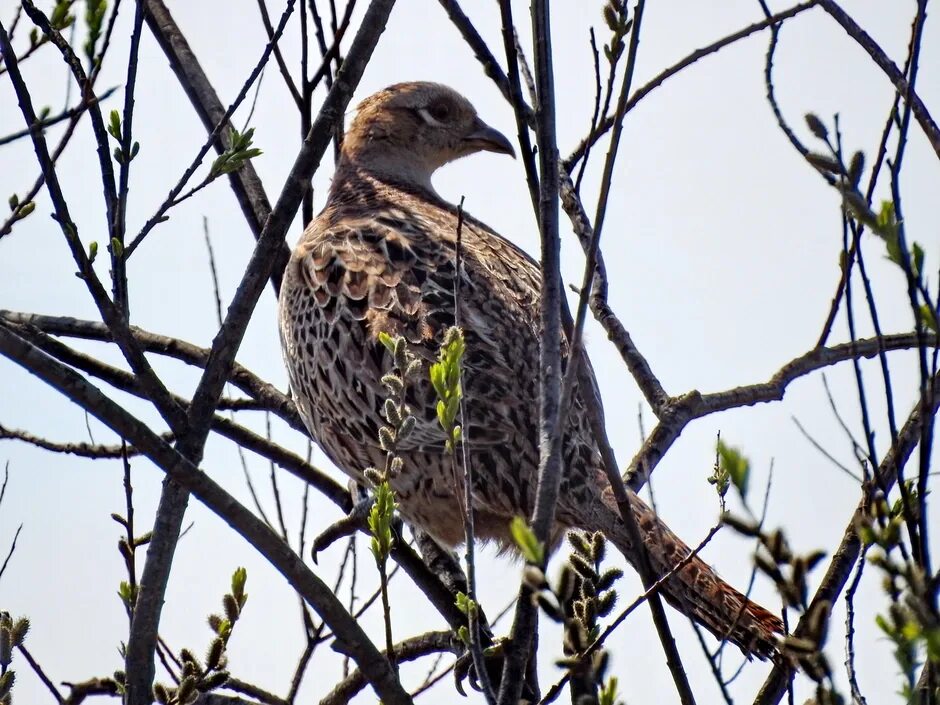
{"left": 454, "top": 638, "right": 505, "bottom": 697}
{"left": 453, "top": 638, "right": 538, "bottom": 701}
{"left": 311, "top": 482, "right": 372, "bottom": 562}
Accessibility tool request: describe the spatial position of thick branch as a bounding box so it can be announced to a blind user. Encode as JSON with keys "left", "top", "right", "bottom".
{"left": 320, "top": 631, "right": 457, "bottom": 705}
{"left": 0, "top": 310, "right": 304, "bottom": 431}
{"left": 626, "top": 334, "right": 940, "bottom": 491}
{"left": 0, "top": 323, "right": 413, "bottom": 705}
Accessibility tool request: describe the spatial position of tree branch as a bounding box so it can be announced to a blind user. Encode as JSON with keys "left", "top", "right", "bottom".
{"left": 754, "top": 372, "right": 940, "bottom": 704}
{"left": 320, "top": 631, "right": 457, "bottom": 705}
{"left": 817, "top": 0, "right": 940, "bottom": 161}
{"left": 497, "top": 2, "right": 564, "bottom": 702}
{"left": 0, "top": 323, "right": 413, "bottom": 705}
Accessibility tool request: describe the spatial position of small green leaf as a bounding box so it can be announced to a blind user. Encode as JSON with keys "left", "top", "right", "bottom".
{"left": 368, "top": 482, "right": 397, "bottom": 561}
{"left": 509, "top": 516, "right": 544, "bottom": 565}
{"left": 84, "top": 0, "right": 107, "bottom": 62}
{"left": 920, "top": 304, "right": 939, "bottom": 334}
{"left": 717, "top": 440, "right": 750, "bottom": 501}
{"left": 209, "top": 129, "right": 262, "bottom": 178}
{"left": 231, "top": 566, "right": 248, "bottom": 606}
{"left": 708, "top": 456, "right": 730, "bottom": 498}
{"left": 599, "top": 676, "right": 622, "bottom": 705}
{"left": 455, "top": 592, "right": 477, "bottom": 616}
{"left": 50, "top": 0, "right": 75, "bottom": 30}
{"left": 15, "top": 201, "right": 35, "bottom": 220}
{"left": 912, "top": 242, "right": 925, "bottom": 280}
{"left": 872, "top": 200, "right": 902, "bottom": 255}
{"left": 108, "top": 109, "right": 122, "bottom": 141}
{"left": 429, "top": 364, "right": 446, "bottom": 399}
{"left": 430, "top": 327, "right": 466, "bottom": 451}
{"left": 377, "top": 331, "right": 396, "bottom": 353}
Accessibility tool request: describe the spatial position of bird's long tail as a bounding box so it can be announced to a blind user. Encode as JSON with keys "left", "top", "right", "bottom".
{"left": 577, "top": 487, "right": 784, "bottom": 660}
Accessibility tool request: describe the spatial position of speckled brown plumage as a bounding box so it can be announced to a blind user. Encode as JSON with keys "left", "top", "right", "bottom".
{"left": 278, "top": 82, "right": 784, "bottom": 658}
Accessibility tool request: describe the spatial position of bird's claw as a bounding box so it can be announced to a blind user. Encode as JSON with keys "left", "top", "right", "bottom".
{"left": 311, "top": 484, "right": 373, "bottom": 562}
{"left": 453, "top": 639, "right": 515, "bottom": 698}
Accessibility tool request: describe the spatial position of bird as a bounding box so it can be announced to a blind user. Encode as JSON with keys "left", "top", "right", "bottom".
{"left": 278, "top": 81, "right": 784, "bottom": 658}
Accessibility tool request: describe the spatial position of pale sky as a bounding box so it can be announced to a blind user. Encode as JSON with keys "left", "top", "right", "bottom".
{"left": 1, "top": 1, "right": 939, "bottom": 703}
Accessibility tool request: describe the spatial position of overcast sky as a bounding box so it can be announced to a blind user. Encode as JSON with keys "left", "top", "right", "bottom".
{"left": 1, "top": 1, "right": 939, "bottom": 703}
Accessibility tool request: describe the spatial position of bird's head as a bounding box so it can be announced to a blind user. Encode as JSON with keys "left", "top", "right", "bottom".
{"left": 339, "top": 82, "right": 515, "bottom": 189}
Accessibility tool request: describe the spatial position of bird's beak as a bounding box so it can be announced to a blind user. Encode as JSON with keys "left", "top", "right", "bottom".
{"left": 463, "top": 118, "right": 516, "bottom": 158}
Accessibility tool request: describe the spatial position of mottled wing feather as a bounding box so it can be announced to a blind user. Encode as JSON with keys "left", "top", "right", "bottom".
{"left": 292, "top": 212, "right": 537, "bottom": 453}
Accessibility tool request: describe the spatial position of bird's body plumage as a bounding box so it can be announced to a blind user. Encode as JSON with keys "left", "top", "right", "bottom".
{"left": 279, "top": 82, "right": 783, "bottom": 658}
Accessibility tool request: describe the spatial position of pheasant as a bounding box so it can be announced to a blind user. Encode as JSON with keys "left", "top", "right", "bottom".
{"left": 278, "top": 81, "right": 783, "bottom": 657}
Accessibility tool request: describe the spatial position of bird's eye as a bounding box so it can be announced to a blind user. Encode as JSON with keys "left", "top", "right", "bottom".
{"left": 428, "top": 102, "right": 451, "bottom": 122}
{"left": 418, "top": 102, "right": 452, "bottom": 126}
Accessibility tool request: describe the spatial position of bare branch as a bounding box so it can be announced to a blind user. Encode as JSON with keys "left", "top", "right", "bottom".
{"left": 320, "top": 631, "right": 457, "bottom": 705}
{"left": 565, "top": 1, "right": 819, "bottom": 168}
{"left": 0, "top": 423, "right": 172, "bottom": 458}
{"left": 0, "top": 86, "right": 119, "bottom": 147}
{"left": 0, "top": 322, "right": 413, "bottom": 705}
{"left": 755, "top": 372, "right": 940, "bottom": 704}
{"left": 817, "top": 0, "right": 940, "bottom": 161}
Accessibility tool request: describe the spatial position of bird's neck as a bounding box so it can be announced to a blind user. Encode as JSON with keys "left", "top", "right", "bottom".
{"left": 329, "top": 156, "right": 440, "bottom": 204}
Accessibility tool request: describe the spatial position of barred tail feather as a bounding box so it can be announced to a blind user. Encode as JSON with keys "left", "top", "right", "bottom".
{"left": 583, "top": 489, "right": 784, "bottom": 660}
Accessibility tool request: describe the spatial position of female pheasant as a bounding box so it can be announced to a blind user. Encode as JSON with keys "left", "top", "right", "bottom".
{"left": 278, "top": 82, "right": 783, "bottom": 657}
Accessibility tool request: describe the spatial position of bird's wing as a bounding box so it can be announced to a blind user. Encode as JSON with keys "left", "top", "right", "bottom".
{"left": 293, "top": 210, "right": 537, "bottom": 452}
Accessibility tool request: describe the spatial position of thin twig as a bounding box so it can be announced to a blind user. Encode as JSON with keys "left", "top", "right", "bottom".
{"left": 497, "top": 0, "right": 563, "bottom": 701}
{"left": 565, "top": 1, "right": 819, "bottom": 169}
{"left": 452, "top": 198, "right": 494, "bottom": 704}
{"left": 0, "top": 424, "right": 173, "bottom": 458}
{"left": 539, "top": 523, "right": 722, "bottom": 705}
{"left": 255, "top": 0, "right": 302, "bottom": 107}
{"left": 0, "top": 86, "right": 119, "bottom": 147}
{"left": 17, "top": 644, "right": 63, "bottom": 703}
{"left": 0, "top": 524, "right": 22, "bottom": 583}
{"left": 127, "top": 0, "right": 298, "bottom": 259}
{"left": 817, "top": 0, "right": 940, "bottom": 160}
{"left": 844, "top": 548, "right": 869, "bottom": 705}
{"left": 0, "top": 8, "right": 189, "bottom": 437}
{"left": 755, "top": 372, "right": 940, "bottom": 704}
